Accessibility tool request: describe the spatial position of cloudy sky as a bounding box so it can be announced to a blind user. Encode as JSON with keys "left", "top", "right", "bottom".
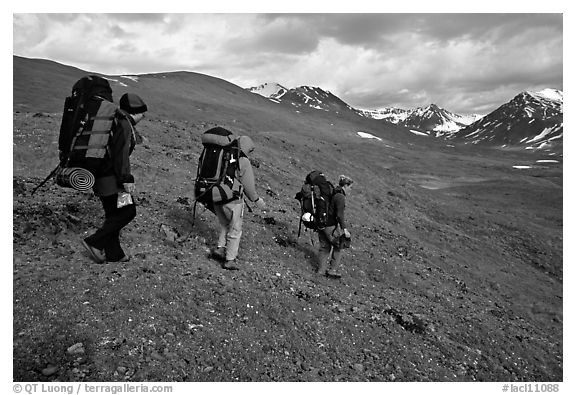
{"left": 13, "top": 12, "right": 563, "bottom": 114}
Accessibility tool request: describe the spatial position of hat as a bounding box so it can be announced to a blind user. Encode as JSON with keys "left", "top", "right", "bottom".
{"left": 237, "top": 135, "right": 255, "bottom": 154}
{"left": 120, "top": 93, "right": 148, "bottom": 114}
{"left": 339, "top": 175, "right": 354, "bottom": 187}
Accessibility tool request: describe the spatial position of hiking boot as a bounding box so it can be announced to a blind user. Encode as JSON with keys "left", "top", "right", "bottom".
{"left": 81, "top": 240, "right": 105, "bottom": 264}
{"left": 209, "top": 247, "right": 226, "bottom": 262}
{"left": 222, "top": 259, "right": 240, "bottom": 270}
{"left": 326, "top": 269, "right": 342, "bottom": 279}
{"left": 316, "top": 258, "right": 328, "bottom": 274}
{"left": 108, "top": 255, "right": 130, "bottom": 263}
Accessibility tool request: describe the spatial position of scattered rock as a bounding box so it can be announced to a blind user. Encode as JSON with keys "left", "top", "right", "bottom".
{"left": 176, "top": 196, "right": 190, "bottom": 206}
{"left": 160, "top": 224, "right": 180, "bottom": 242}
{"left": 67, "top": 342, "right": 85, "bottom": 355}
{"left": 66, "top": 214, "right": 81, "bottom": 224}
{"left": 151, "top": 351, "right": 165, "bottom": 361}
{"left": 41, "top": 365, "right": 58, "bottom": 376}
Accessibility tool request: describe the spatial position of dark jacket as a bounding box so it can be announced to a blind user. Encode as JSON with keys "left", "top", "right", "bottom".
{"left": 326, "top": 186, "right": 347, "bottom": 229}
{"left": 93, "top": 110, "right": 136, "bottom": 197}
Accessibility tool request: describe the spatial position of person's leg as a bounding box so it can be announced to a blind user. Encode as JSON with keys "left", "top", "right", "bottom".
{"left": 104, "top": 203, "right": 136, "bottom": 261}
{"left": 85, "top": 194, "right": 136, "bottom": 262}
{"left": 317, "top": 227, "right": 334, "bottom": 273}
{"left": 85, "top": 195, "right": 117, "bottom": 250}
{"left": 212, "top": 204, "right": 231, "bottom": 260}
{"left": 223, "top": 201, "right": 244, "bottom": 262}
{"left": 326, "top": 244, "right": 343, "bottom": 277}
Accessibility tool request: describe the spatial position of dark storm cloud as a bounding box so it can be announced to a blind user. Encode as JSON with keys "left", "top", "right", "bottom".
{"left": 259, "top": 13, "right": 562, "bottom": 47}
{"left": 259, "top": 14, "right": 402, "bottom": 47}
{"left": 402, "top": 14, "right": 562, "bottom": 41}
{"left": 105, "top": 13, "right": 168, "bottom": 23}
{"left": 224, "top": 16, "right": 319, "bottom": 55}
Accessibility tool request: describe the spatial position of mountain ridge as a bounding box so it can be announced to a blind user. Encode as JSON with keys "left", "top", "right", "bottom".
{"left": 248, "top": 80, "right": 562, "bottom": 152}
{"left": 450, "top": 89, "right": 563, "bottom": 151}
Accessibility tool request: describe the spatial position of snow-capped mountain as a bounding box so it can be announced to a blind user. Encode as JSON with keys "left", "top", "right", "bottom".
{"left": 356, "top": 107, "right": 411, "bottom": 123}
{"left": 282, "top": 86, "right": 357, "bottom": 113}
{"left": 248, "top": 83, "right": 356, "bottom": 114}
{"left": 248, "top": 82, "right": 289, "bottom": 101}
{"left": 398, "top": 104, "right": 482, "bottom": 137}
{"left": 248, "top": 81, "right": 562, "bottom": 151}
{"left": 449, "top": 89, "right": 563, "bottom": 150}
{"left": 358, "top": 104, "right": 481, "bottom": 136}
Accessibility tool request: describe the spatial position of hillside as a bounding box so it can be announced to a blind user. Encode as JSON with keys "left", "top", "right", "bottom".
{"left": 12, "top": 56, "right": 563, "bottom": 382}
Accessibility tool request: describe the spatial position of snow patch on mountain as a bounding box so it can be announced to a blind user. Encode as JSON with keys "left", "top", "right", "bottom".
{"left": 121, "top": 75, "right": 139, "bottom": 82}
{"left": 248, "top": 82, "right": 288, "bottom": 99}
{"left": 358, "top": 104, "right": 482, "bottom": 136}
{"left": 357, "top": 108, "right": 410, "bottom": 123}
{"left": 357, "top": 131, "right": 382, "bottom": 141}
{"left": 530, "top": 88, "right": 563, "bottom": 103}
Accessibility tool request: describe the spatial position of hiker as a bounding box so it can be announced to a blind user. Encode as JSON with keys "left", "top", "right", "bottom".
{"left": 209, "top": 135, "right": 266, "bottom": 270}
{"left": 81, "top": 93, "right": 147, "bottom": 263}
{"left": 316, "top": 174, "right": 354, "bottom": 278}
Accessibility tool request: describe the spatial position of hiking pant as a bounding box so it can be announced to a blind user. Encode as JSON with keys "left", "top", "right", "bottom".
{"left": 85, "top": 193, "right": 136, "bottom": 262}
{"left": 317, "top": 226, "right": 343, "bottom": 272}
{"left": 214, "top": 200, "right": 244, "bottom": 261}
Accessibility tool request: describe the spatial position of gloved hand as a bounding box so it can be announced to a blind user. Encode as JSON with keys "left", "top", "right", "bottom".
{"left": 123, "top": 183, "right": 136, "bottom": 194}
{"left": 254, "top": 197, "right": 266, "bottom": 210}
{"left": 343, "top": 228, "right": 351, "bottom": 238}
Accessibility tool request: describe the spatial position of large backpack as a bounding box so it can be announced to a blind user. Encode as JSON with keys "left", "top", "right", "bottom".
{"left": 297, "top": 170, "right": 337, "bottom": 231}
{"left": 58, "top": 75, "right": 117, "bottom": 177}
{"left": 194, "top": 127, "right": 243, "bottom": 213}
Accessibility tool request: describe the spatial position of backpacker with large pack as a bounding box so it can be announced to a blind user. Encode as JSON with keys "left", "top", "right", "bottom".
{"left": 296, "top": 170, "right": 337, "bottom": 234}
{"left": 32, "top": 75, "right": 119, "bottom": 195}
{"left": 193, "top": 127, "right": 244, "bottom": 216}
{"left": 58, "top": 75, "right": 117, "bottom": 175}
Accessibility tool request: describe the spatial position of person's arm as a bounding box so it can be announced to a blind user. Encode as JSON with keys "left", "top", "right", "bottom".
{"left": 334, "top": 194, "right": 349, "bottom": 236}
{"left": 112, "top": 118, "right": 135, "bottom": 188}
{"left": 238, "top": 157, "right": 258, "bottom": 201}
{"left": 238, "top": 156, "right": 266, "bottom": 209}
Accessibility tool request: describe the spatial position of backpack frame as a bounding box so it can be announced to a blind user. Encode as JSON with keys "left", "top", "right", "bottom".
{"left": 32, "top": 75, "right": 118, "bottom": 195}
{"left": 191, "top": 127, "right": 243, "bottom": 224}
{"left": 297, "top": 170, "right": 336, "bottom": 232}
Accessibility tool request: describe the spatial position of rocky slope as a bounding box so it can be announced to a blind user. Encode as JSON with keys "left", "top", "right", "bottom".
{"left": 13, "top": 110, "right": 563, "bottom": 382}
{"left": 12, "top": 57, "right": 563, "bottom": 382}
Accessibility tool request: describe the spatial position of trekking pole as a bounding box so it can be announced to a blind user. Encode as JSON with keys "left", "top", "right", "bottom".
{"left": 244, "top": 198, "right": 253, "bottom": 213}
{"left": 297, "top": 198, "right": 305, "bottom": 238}
{"left": 31, "top": 164, "right": 61, "bottom": 196}
{"left": 191, "top": 200, "right": 198, "bottom": 227}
